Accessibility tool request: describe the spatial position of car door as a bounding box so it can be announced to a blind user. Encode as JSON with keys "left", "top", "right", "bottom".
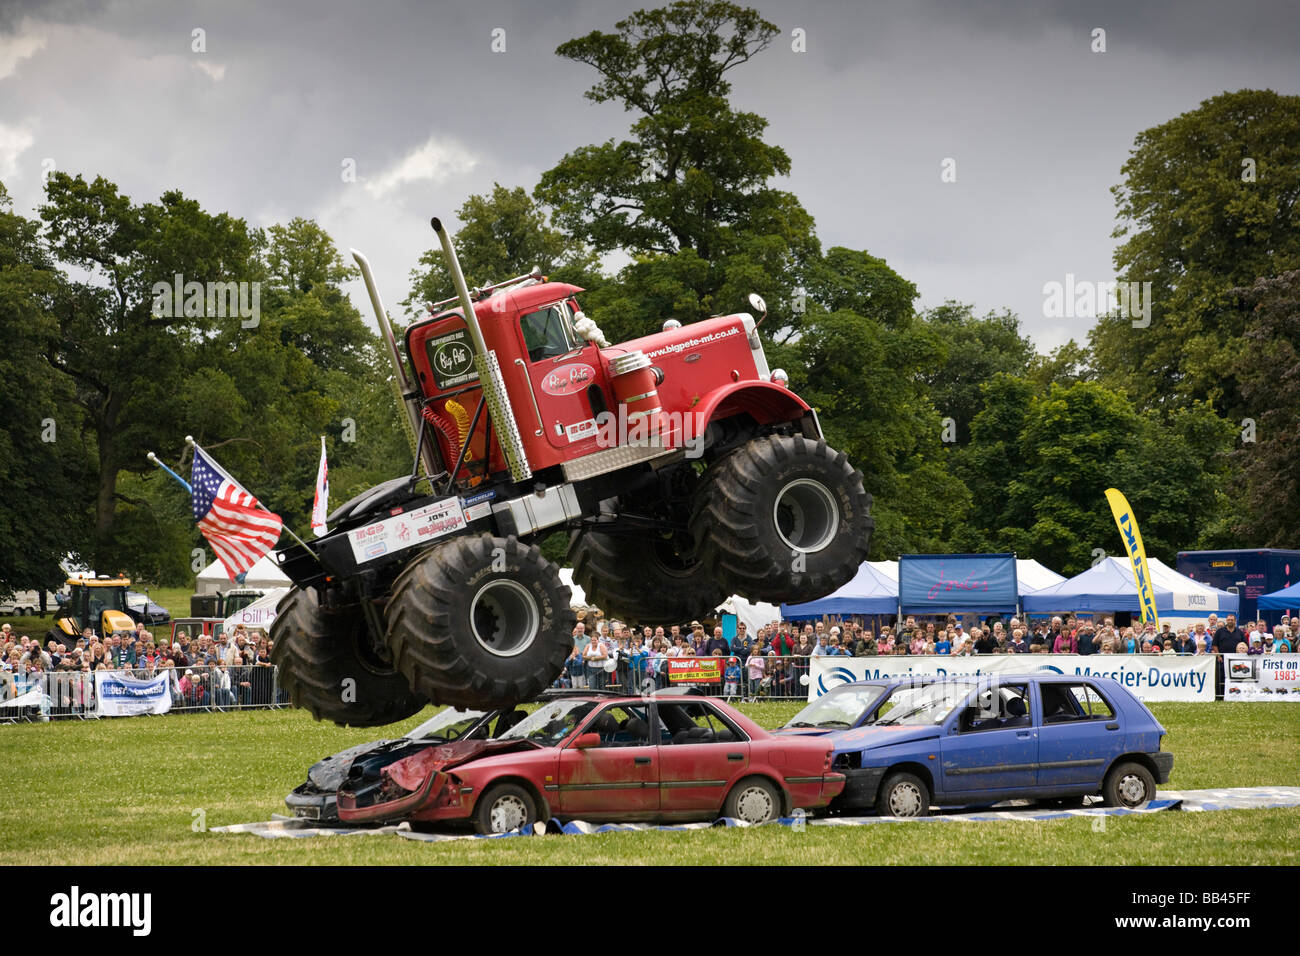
{"left": 1036, "top": 681, "right": 1125, "bottom": 789}
{"left": 555, "top": 703, "right": 659, "bottom": 818}
{"left": 655, "top": 701, "right": 749, "bottom": 814}
{"left": 938, "top": 682, "right": 1037, "bottom": 796}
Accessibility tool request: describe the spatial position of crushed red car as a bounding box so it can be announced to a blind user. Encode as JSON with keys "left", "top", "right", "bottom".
{"left": 335, "top": 691, "right": 846, "bottom": 833}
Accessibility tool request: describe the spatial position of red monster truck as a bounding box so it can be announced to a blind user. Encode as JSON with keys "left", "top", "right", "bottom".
{"left": 270, "top": 218, "right": 872, "bottom": 725}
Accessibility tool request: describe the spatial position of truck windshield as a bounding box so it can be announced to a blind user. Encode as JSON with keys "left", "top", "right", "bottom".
{"left": 521, "top": 302, "right": 576, "bottom": 361}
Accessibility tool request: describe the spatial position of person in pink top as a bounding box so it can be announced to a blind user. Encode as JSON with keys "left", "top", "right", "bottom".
{"left": 1053, "top": 629, "right": 1078, "bottom": 654}
{"left": 909, "top": 633, "right": 926, "bottom": 655}
{"left": 746, "top": 642, "right": 767, "bottom": 696}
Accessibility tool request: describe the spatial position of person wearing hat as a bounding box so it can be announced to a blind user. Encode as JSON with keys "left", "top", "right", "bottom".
{"left": 723, "top": 656, "right": 742, "bottom": 698}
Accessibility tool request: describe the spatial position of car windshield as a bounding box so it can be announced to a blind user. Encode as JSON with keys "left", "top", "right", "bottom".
{"left": 406, "top": 707, "right": 490, "bottom": 742}
{"left": 499, "top": 700, "right": 599, "bottom": 747}
{"left": 875, "top": 683, "right": 973, "bottom": 726}
{"left": 784, "top": 686, "right": 887, "bottom": 729}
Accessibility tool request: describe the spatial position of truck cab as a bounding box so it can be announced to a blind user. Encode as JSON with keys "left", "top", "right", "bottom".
{"left": 405, "top": 280, "right": 804, "bottom": 491}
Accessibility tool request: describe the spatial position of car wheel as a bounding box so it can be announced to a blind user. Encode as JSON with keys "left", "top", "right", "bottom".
{"left": 875, "top": 771, "right": 931, "bottom": 818}
{"left": 1103, "top": 761, "right": 1156, "bottom": 808}
{"left": 724, "top": 776, "right": 782, "bottom": 825}
{"left": 474, "top": 783, "right": 537, "bottom": 835}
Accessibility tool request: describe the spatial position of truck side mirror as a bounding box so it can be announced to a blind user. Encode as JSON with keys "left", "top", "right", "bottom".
{"left": 574, "top": 732, "right": 601, "bottom": 750}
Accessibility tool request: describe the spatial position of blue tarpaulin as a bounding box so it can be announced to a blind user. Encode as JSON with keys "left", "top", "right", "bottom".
{"left": 899, "top": 553, "right": 1019, "bottom": 615}
{"left": 1258, "top": 581, "right": 1300, "bottom": 611}
{"left": 781, "top": 562, "right": 900, "bottom": 617}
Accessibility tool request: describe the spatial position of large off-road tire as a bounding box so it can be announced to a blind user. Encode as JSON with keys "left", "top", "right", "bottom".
{"left": 568, "top": 526, "right": 727, "bottom": 624}
{"left": 269, "top": 586, "right": 427, "bottom": 728}
{"left": 690, "top": 434, "right": 872, "bottom": 604}
{"left": 386, "top": 534, "right": 575, "bottom": 710}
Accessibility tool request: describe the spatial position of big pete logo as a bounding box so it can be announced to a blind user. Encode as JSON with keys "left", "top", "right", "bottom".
{"left": 434, "top": 340, "right": 475, "bottom": 378}
{"left": 540, "top": 363, "right": 595, "bottom": 397}
{"left": 817, "top": 666, "right": 857, "bottom": 696}
{"left": 49, "top": 886, "right": 151, "bottom": 936}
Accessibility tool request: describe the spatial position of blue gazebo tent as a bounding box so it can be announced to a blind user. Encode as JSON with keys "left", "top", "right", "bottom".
{"left": 1258, "top": 581, "right": 1300, "bottom": 611}
{"left": 780, "top": 561, "right": 900, "bottom": 617}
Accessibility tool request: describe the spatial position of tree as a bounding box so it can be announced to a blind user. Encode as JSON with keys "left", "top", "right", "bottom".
{"left": 918, "top": 301, "right": 1036, "bottom": 444}
{"left": 774, "top": 250, "right": 970, "bottom": 558}
{"left": 1224, "top": 270, "right": 1300, "bottom": 544}
{"left": 535, "top": 0, "right": 819, "bottom": 336}
{"left": 949, "top": 373, "right": 1036, "bottom": 548}
{"left": 0, "top": 182, "right": 92, "bottom": 594}
{"left": 954, "top": 379, "right": 1234, "bottom": 574}
{"left": 1027, "top": 339, "right": 1092, "bottom": 391}
{"left": 39, "top": 172, "right": 259, "bottom": 566}
{"left": 405, "top": 185, "right": 600, "bottom": 316}
{"left": 1091, "top": 89, "right": 1300, "bottom": 419}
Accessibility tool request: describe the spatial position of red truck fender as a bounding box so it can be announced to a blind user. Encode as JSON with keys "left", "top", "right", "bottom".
{"left": 691, "top": 380, "right": 819, "bottom": 439}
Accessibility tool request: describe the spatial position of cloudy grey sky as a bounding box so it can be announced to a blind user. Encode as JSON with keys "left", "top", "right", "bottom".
{"left": 2, "top": 0, "right": 1297, "bottom": 351}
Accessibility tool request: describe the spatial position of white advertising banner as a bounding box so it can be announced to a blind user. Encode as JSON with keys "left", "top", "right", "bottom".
{"left": 809, "top": 654, "right": 1215, "bottom": 703}
{"left": 1224, "top": 654, "right": 1300, "bottom": 701}
{"left": 347, "top": 497, "right": 466, "bottom": 564}
{"left": 222, "top": 587, "right": 290, "bottom": 635}
{"left": 94, "top": 671, "right": 173, "bottom": 716}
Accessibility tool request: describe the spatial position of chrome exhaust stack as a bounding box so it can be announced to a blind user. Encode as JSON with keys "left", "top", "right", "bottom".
{"left": 351, "top": 248, "right": 440, "bottom": 479}
{"left": 431, "top": 217, "right": 532, "bottom": 483}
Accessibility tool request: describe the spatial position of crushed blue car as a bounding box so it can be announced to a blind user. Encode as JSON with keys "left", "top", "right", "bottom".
{"left": 780, "top": 674, "right": 1173, "bottom": 817}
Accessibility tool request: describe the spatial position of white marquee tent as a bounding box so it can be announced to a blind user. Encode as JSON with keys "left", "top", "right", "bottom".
{"left": 195, "top": 555, "right": 291, "bottom": 595}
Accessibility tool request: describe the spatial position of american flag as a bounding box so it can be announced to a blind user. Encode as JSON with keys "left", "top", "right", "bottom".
{"left": 191, "top": 444, "right": 283, "bottom": 580}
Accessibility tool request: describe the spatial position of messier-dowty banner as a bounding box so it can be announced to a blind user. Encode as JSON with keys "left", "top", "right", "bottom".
{"left": 809, "top": 655, "right": 1215, "bottom": 702}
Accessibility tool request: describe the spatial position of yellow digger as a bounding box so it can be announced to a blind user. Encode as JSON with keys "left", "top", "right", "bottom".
{"left": 49, "top": 575, "right": 136, "bottom": 643}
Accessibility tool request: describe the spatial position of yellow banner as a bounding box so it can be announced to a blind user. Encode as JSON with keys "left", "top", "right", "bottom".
{"left": 1105, "top": 488, "right": 1159, "bottom": 628}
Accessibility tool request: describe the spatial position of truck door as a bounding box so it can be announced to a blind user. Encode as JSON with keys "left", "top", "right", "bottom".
{"left": 516, "top": 301, "right": 605, "bottom": 453}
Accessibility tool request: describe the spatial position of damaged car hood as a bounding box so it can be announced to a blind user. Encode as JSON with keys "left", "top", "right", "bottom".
{"left": 379, "top": 738, "right": 536, "bottom": 791}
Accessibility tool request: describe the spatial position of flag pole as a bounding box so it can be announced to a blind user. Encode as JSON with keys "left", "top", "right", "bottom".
{"left": 185, "top": 435, "right": 318, "bottom": 557}
{"left": 146, "top": 452, "right": 192, "bottom": 494}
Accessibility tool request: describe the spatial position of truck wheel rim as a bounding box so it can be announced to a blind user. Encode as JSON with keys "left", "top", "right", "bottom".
{"left": 470, "top": 580, "right": 539, "bottom": 658}
{"left": 773, "top": 479, "right": 839, "bottom": 554}
{"left": 1119, "top": 774, "right": 1147, "bottom": 805}
{"left": 735, "top": 786, "right": 774, "bottom": 823}
{"left": 489, "top": 795, "right": 528, "bottom": 832}
{"left": 889, "top": 783, "right": 922, "bottom": 816}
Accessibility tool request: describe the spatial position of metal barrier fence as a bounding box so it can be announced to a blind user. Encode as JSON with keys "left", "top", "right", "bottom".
{"left": 560, "top": 655, "right": 813, "bottom": 701}
{"left": 0, "top": 664, "right": 288, "bottom": 722}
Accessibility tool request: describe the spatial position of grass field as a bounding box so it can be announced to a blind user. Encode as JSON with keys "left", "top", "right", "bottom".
{"left": 2, "top": 702, "right": 1297, "bottom": 865}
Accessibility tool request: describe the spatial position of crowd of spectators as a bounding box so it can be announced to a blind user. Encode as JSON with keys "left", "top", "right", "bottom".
{"left": 554, "top": 610, "right": 1297, "bottom": 699}
{"left": 0, "top": 619, "right": 280, "bottom": 716}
